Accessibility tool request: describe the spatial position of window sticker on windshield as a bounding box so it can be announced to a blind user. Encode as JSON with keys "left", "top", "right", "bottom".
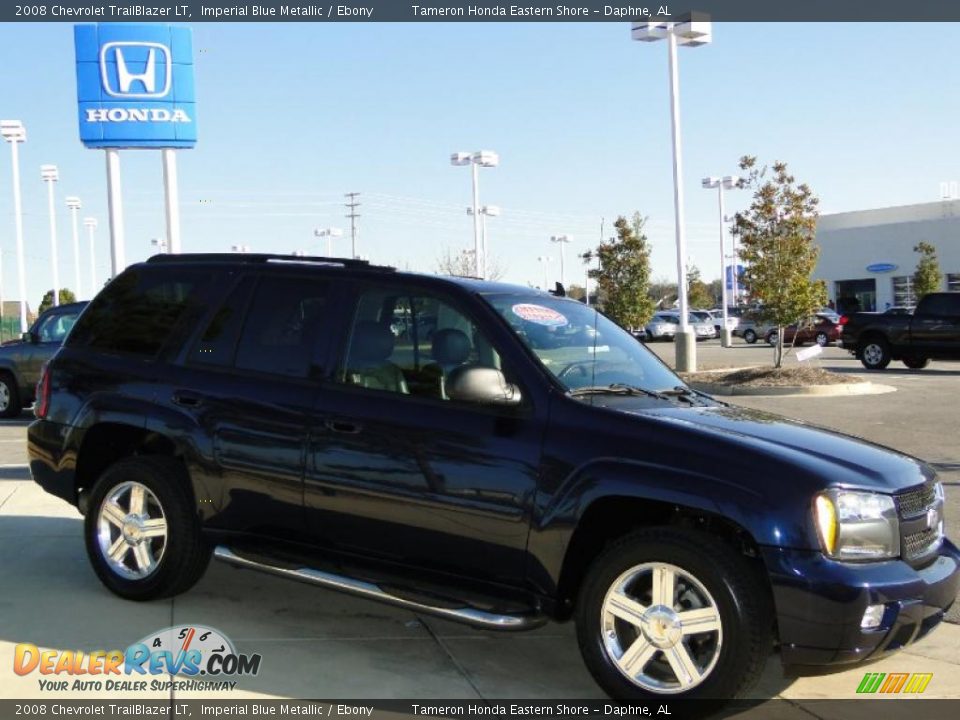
{"left": 512, "top": 303, "right": 569, "bottom": 327}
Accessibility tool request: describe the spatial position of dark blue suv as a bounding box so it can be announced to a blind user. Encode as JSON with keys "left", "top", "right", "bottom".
{"left": 27, "top": 254, "right": 958, "bottom": 704}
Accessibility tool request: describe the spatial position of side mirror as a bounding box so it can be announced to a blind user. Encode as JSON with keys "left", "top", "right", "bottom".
{"left": 446, "top": 367, "right": 522, "bottom": 407}
{"left": 21, "top": 331, "right": 35, "bottom": 344}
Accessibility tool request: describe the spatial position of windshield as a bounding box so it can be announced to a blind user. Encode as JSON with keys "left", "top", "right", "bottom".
{"left": 483, "top": 294, "right": 683, "bottom": 393}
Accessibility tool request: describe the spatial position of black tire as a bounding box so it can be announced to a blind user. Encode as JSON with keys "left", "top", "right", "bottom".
{"left": 815, "top": 332, "right": 829, "bottom": 347}
{"left": 84, "top": 456, "right": 211, "bottom": 601}
{"left": 0, "top": 373, "right": 22, "bottom": 419}
{"left": 859, "top": 338, "right": 891, "bottom": 370}
{"left": 575, "top": 527, "right": 772, "bottom": 704}
{"left": 766, "top": 331, "right": 778, "bottom": 346}
{"left": 743, "top": 329, "right": 757, "bottom": 344}
{"left": 903, "top": 356, "right": 929, "bottom": 370}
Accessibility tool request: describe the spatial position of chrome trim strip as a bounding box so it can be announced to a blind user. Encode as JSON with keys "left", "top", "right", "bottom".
{"left": 214, "top": 546, "right": 545, "bottom": 632}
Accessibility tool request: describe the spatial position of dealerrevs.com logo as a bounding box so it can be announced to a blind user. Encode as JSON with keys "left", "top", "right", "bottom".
{"left": 14, "top": 625, "right": 261, "bottom": 692}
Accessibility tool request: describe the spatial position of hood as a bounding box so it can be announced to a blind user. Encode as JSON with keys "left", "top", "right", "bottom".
{"left": 597, "top": 398, "right": 931, "bottom": 493}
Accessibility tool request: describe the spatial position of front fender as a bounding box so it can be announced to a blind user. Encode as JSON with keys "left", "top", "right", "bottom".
{"left": 526, "top": 459, "right": 789, "bottom": 600}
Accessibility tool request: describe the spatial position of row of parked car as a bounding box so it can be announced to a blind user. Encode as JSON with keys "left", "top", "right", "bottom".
{"left": 639, "top": 308, "right": 738, "bottom": 342}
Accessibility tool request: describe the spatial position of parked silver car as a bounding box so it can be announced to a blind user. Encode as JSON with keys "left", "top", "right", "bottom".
{"left": 646, "top": 312, "right": 716, "bottom": 341}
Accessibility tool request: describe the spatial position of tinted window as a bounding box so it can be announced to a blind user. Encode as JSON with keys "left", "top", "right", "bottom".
{"left": 188, "top": 276, "right": 256, "bottom": 366}
{"left": 233, "top": 276, "right": 329, "bottom": 377}
{"left": 919, "top": 293, "right": 960, "bottom": 317}
{"left": 67, "top": 269, "right": 204, "bottom": 357}
{"left": 338, "top": 288, "right": 501, "bottom": 399}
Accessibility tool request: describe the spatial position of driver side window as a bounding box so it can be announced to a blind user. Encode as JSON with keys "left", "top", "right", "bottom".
{"left": 339, "top": 288, "right": 502, "bottom": 400}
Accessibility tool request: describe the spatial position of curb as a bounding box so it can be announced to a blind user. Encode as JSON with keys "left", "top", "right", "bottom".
{"left": 689, "top": 381, "right": 897, "bottom": 397}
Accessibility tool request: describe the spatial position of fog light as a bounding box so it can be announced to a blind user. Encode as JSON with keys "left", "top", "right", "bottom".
{"left": 861, "top": 604, "right": 885, "bottom": 630}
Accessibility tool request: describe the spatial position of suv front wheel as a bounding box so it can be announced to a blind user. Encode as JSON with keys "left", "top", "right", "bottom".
{"left": 84, "top": 456, "right": 211, "bottom": 601}
{"left": 575, "top": 528, "right": 771, "bottom": 701}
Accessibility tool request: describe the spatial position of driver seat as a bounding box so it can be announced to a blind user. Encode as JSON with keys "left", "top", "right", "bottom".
{"left": 345, "top": 322, "right": 409, "bottom": 394}
{"left": 423, "top": 328, "right": 473, "bottom": 399}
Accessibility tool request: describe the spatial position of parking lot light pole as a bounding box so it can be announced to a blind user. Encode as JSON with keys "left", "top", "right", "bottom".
{"left": 550, "top": 235, "right": 573, "bottom": 288}
{"left": 1, "top": 120, "right": 29, "bottom": 333}
{"left": 632, "top": 13, "right": 712, "bottom": 372}
{"left": 451, "top": 151, "right": 499, "bottom": 278}
{"left": 467, "top": 205, "right": 500, "bottom": 280}
{"left": 314, "top": 227, "right": 344, "bottom": 257}
{"left": 41, "top": 165, "right": 62, "bottom": 307}
{"left": 66, "top": 197, "right": 83, "bottom": 299}
{"left": 151, "top": 238, "right": 168, "bottom": 254}
{"left": 537, "top": 255, "right": 553, "bottom": 291}
{"left": 84, "top": 217, "right": 98, "bottom": 294}
{"left": 702, "top": 175, "right": 740, "bottom": 347}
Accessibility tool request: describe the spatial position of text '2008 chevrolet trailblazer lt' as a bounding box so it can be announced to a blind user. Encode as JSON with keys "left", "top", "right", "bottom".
{"left": 27, "top": 254, "right": 958, "bottom": 705}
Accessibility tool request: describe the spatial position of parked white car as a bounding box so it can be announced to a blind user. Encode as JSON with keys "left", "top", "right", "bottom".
{"left": 646, "top": 312, "right": 716, "bottom": 341}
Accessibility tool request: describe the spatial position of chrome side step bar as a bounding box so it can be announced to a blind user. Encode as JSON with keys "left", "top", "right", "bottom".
{"left": 213, "top": 546, "right": 546, "bottom": 632}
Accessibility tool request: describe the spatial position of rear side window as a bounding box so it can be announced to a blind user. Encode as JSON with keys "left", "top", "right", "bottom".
{"left": 188, "top": 276, "right": 256, "bottom": 367}
{"left": 918, "top": 294, "right": 960, "bottom": 317}
{"left": 232, "top": 276, "right": 330, "bottom": 377}
{"left": 67, "top": 268, "right": 205, "bottom": 357}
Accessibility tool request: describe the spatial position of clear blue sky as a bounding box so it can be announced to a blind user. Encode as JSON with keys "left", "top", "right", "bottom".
{"left": 1, "top": 21, "right": 959, "bottom": 308}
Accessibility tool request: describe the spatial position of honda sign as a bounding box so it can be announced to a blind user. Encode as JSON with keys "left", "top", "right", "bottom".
{"left": 75, "top": 24, "right": 197, "bottom": 148}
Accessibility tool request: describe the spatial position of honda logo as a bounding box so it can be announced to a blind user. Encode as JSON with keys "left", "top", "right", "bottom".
{"left": 99, "top": 42, "right": 172, "bottom": 99}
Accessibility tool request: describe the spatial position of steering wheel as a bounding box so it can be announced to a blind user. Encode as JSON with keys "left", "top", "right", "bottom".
{"left": 557, "top": 361, "right": 595, "bottom": 380}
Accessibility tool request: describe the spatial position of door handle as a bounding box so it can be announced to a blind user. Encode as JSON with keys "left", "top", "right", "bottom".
{"left": 172, "top": 391, "right": 202, "bottom": 408}
{"left": 325, "top": 419, "right": 362, "bottom": 435}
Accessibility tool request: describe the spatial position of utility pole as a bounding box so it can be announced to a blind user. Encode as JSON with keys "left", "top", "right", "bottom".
{"left": 345, "top": 192, "right": 361, "bottom": 259}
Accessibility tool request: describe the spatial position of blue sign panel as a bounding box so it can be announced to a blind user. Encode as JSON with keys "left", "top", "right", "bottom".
{"left": 866, "top": 262, "right": 898, "bottom": 273}
{"left": 74, "top": 24, "right": 197, "bottom": 149}
{"left": 725, "top": 263, "right": 744, "bottom": 291}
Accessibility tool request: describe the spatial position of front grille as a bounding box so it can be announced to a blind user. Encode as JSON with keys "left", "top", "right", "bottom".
{"left": 903, "top": 527, "right": 941, "bottom": 560}
{"left": 896, "top": 484, "right": 936, "bottom": 518}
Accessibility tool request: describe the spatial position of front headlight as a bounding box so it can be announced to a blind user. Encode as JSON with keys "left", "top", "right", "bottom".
{"left": 813, "top": 489, "right": 900, "bottom": 560}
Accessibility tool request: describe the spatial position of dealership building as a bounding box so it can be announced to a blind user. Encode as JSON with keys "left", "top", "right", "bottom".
{"left": 813, "top": 199, "right": 960, "bottom": 314}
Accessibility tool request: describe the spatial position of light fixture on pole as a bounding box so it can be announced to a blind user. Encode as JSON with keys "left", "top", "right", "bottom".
{"left": 1, "top": 120, "right": 29, "bottom": 333}
{"left": 314, "top": 227, "right": 344, "bottom": 257}
{"left": 701, "top": 175, "right": 741, "bottom": 347}
{"left": 550, "top": 235, "right": 573, "bottom": 288}
{"left": 291, "top": 249, "right": 306, "bottom": 257}
{"left": 466, "top": 205, "right": 500, "bottom": 279}
{"left": 150, "top": 238, "right": 168, "bottom": 254}
{"left": 231, "top": 244, "right": 250, "bottom": 254}
{"left": 83, "top": 217, "right": 98, "bottom": 293}
{"left": 451, "top": 150, "right": 499, "bottom": 278}
{"left": 41, "top": 164, "right": 62, "bottom": 307}
{"left": 65, "top": 196, "right": 83, "bottom": 299}
{"left": 632, "top": 12, "right": 712, "bottom": 372}
{"left": 537, "top": 255, "right": 553, "bottom": 291}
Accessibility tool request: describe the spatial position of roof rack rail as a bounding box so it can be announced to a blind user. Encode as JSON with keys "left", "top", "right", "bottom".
{"left": 145, "top": 253, "right": 395, "bottom": 272}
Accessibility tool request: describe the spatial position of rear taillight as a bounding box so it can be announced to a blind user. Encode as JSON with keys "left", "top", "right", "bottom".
{"left": 35, "top": 364, "right": 51, "bottom": 419}
{"left": 838, "top": 315, "right": 849, "bottom": 325}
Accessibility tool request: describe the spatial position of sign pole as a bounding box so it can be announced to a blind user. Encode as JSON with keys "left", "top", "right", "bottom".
{"left": 105, "top": 149, "right": 125, "bottom": 277}
{"left": 9, "top": 140, "right": 28, "bottom": 334}
{"left": 162, "top": 148, "right": 181, "bottom": 254}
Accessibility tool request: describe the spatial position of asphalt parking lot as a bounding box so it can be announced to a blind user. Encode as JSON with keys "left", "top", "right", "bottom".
{"left": 0, "top": 339, "right": 957, "bottom": 711}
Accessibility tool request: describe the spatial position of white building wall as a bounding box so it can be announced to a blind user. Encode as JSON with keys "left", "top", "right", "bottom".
{"left": 814, "top": 200, "right": 960, "bottom": 310}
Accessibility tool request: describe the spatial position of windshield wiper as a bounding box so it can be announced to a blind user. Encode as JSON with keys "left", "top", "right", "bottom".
{"left": 657, "top": 385, "right": 712, "bottom": 404}
{"left": 569, "top": 383, "right": 671, "bottom": 401}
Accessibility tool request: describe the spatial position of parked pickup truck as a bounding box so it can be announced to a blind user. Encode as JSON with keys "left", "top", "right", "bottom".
{"left": 842, "top": 292, "right": 960, "bottom": 370}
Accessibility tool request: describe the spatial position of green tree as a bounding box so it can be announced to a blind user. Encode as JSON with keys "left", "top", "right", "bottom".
{"left": 588, "top": 213, "right": 655, "bottom": 329}
{"left": 686, "top": 265, "right": 714, "bottom": 309}
{"left": 732, "top": 157, "right": 827, "bottom": 367}
{"left": 648, "top": 275, "right": 677, "bottom": 309}
{"left": 706, "top": 278, "right": 724, "bottom": 307}
{"left": 912, "top": 241, "right": 941, "bottom": 301}
{"left": 38, "top": 288, "right": 77, "bottom": 315}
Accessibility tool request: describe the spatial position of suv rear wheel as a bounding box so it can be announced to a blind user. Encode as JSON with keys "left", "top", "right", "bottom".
{"left": 742, "top": 329, "right": 757, "bottom": 344}
{"left": 84, "top": 456, "right": 211, "bottom": 601}
{"left": 0, "top": 373, "right": 21, "bottom": 419}
{"left": 575, "top": 528, "right": 771, "bottom": 702}
{"left": 859, "top": 338, "right": 891, "bottom": 370}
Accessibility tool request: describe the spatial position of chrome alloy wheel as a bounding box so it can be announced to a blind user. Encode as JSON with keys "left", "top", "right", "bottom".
{"left": 96, "top": 481, "right": 167, "bottom": 580}
{"left": 0, "top": 381, "right": 9, "bottom": 412}
{"left": 600, "top": 562, "right": 723, "bottom": 694}
{"left": 863, "top": 343, "right": 884, "bottom": 366}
